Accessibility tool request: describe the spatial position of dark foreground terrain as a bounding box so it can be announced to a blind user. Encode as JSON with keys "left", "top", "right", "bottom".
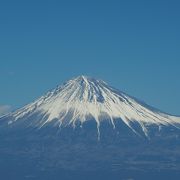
{"left": 1, "top": 120, "right": 180, "bottom": 180}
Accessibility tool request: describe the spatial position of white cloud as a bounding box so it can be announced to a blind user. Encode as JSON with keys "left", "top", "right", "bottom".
{"left": 0, "top": 105, "right": 11, "bottom": 116}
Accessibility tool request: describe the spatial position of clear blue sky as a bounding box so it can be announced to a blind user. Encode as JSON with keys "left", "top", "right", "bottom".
{"left": 0, "top": 0, "right": 180, "bottom": 115}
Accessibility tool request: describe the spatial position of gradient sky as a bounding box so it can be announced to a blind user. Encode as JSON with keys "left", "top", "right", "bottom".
{"left": 0, "top": 0, "right": 180, "bottom": 115}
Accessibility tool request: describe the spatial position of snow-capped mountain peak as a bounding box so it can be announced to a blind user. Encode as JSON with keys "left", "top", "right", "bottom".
{"left": 8, "top": 75, "right": 180, "bottom": 138}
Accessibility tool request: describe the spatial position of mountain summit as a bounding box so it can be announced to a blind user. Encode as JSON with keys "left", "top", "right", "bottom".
{"left": 5, "top": 75, "right": 180, "bottom": 138}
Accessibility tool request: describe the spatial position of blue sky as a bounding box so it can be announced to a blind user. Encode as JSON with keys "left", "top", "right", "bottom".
{"left": 0, "top": 0, "right": 180, "bottom": 115}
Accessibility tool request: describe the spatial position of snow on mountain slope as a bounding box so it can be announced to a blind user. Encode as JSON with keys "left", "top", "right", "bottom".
{"left": 7, "top": 76, "right": 180, "bottom": 137}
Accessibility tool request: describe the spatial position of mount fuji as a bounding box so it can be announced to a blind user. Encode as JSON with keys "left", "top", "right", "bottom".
{"left": 1, "top": 76, "right": 180, "bottom": 180}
